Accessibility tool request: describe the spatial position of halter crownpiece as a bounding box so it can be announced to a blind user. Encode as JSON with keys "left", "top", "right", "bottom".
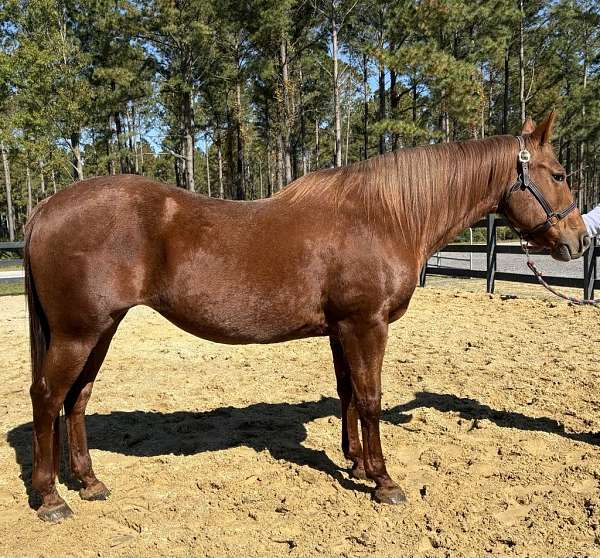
{"left": 503, "top": 135, "right": 576, "bottom": 240}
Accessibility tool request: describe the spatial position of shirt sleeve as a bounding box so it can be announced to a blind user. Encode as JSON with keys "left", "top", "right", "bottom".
{"left": 582, "top": 205, "right": 600, "bottom": 237}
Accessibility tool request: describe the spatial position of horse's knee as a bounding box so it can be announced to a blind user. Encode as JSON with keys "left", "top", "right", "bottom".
{"left": 29, "top": 378, "right": 48, "bottom": 402}
{"left": 354, "top": 394, "right": 381, "bottom": 420}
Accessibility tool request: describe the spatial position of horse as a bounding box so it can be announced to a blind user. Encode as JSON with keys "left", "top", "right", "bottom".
{"left": 24, "top": 111, "right": 589, "bottom": 522}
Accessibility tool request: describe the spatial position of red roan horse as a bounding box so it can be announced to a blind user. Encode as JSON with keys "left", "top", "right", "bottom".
{"left": 25, "top": 112, "right": 588, "bottom": 521}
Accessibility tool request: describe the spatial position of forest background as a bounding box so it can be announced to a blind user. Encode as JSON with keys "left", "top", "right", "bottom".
{"left": 1, "top": 0, "right": 599, "bottom": 241}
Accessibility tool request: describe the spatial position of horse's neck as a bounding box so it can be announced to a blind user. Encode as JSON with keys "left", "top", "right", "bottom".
{"left": 421, "top": 185, "right": 501, "bottom": 259}
{"left": 413, "top": 141, "right": 513, "bottom": 262}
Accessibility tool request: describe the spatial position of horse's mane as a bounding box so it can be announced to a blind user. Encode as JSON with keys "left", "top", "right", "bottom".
{"left": 275, "top": 135, "right": 517, "bottom": 247}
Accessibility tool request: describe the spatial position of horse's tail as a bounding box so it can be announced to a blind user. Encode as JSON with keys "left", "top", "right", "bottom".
{"left": 24, "top": 201, "right": 50, "bottom": 383}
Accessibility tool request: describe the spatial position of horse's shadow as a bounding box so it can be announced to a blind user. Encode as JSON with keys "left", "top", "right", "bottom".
{"left": 7, "top": 392, "right": 600, "bottom": 510}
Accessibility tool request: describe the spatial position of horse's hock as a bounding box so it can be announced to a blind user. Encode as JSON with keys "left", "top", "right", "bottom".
{"left": 1, "top": 288, "right": 600, "bottom": 556}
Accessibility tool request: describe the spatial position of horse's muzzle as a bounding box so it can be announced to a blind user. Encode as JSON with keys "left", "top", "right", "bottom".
{"left": 552, "top": 232, "right": 590, "bottom": 261}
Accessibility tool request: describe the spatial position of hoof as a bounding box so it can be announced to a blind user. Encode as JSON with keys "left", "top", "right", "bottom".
{"left": 373, "top": 486, "right": 407, "bottom": 505}
{"left": 351, "top": 466, "right": 368, "bottom": 480}
{"left": 37, "top": 502, "right": 74, "bottom": 523}
{"left": 80, "top": 481, "right": 110, "bottom": 501}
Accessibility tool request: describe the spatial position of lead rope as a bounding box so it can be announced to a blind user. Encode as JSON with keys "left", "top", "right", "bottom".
{"left": 520, "top": 239, "right": 600, "bottom": 306}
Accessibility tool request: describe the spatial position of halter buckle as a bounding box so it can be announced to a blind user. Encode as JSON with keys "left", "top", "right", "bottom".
{"left": 518, "top": 149, "right": 531, "bottom": 163}
{"left": 549, "top": 214, "right": 559, "bottom": 226}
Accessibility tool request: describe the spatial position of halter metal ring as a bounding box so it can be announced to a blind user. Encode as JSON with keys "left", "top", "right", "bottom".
{"left": 518, "top": 149, "right": 531, "bottom": 163}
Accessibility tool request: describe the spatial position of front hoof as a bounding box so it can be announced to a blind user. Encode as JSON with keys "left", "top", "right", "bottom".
{"left": 37, "top": 502, "right": 74, "bottom": 523}
{"left": 80, "top": 481, "right": 110, "bottom": 501}
{"left": 351, "top": 465, "right": 368, "bottom": 480}
{"left": 373, "top": 486, "right": 407, "bottom": 505}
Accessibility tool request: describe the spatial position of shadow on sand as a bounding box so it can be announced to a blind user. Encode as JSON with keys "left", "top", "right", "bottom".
{"left": 7, "top": 392, "right": 599, "bottom": 509}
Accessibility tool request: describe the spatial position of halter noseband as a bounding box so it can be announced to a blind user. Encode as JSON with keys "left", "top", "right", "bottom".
{"left": 502, "top": 135, "right": 576, "bottom": 240}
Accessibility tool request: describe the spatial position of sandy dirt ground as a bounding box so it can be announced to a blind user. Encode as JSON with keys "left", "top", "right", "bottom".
{"left": 1, "top": 285, "right": 600, "bottom": 557}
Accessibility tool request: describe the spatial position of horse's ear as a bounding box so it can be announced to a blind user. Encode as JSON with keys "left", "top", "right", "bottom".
{"left": 521, "top": 116, "right": 536, "bottom": 134}
{"left": 531, "top": 110, "right": 556, "bottom": 145}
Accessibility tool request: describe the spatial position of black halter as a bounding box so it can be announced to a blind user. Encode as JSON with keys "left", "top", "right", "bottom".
{"left": 502, "top": 135, "right": 576, "bottom": 240}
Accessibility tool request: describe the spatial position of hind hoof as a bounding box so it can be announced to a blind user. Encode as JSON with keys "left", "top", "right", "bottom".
{"left": 80, "top": 481, "right": 110, "bottom": 501}
{"left": 373, "top": 486, "right": 407, "bottom": 505}
{"left": 37, "top": 502, "right": 74, "bottom": 523}
{"left": 351, "top": 466, "right": 368, "bottom": 480}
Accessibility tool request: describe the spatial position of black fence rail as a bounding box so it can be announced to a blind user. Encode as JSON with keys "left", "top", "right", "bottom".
{"left": 420, "top": 214, "right": 599, "bottom": 300}
{"left": 0, "top": 241, "right": 24, "bottom": 282}
{"left": 2, "top": 222, "right": 599, "bottom": 298}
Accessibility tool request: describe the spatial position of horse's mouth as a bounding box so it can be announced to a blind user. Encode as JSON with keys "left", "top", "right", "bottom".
{"left": 526, "top": 241, "right": 545, "bottom": 254}
{"left": 551, "top": 243, "right": 572, "bottom": 262}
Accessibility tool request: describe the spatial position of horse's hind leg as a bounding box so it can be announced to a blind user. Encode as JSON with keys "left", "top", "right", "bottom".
{"left": 329, "top": 336, "right": 366, "bottom": 480}
{"left": 30, "top": 334, "right": 98, "bottom": 522}
{"left": 64, "top": 321, "right": 122, "bottom": 501}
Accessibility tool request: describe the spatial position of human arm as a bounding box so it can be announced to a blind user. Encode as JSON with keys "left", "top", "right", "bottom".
{"left": 582, "top": 205, "right": 600, "bottom": 237}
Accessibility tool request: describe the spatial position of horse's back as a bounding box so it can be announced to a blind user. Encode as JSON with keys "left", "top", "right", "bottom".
{"left": 26, "top": 175, "right": 333, "bottom": 340}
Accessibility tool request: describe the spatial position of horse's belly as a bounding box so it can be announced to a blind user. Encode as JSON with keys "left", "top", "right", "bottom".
{"left": 155, "top": 296, "right": 329, "bottom": 345}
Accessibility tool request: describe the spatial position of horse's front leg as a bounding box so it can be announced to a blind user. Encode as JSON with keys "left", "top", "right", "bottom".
{"left": 329, "top": 337, "right": 366, "bottom": 479}
{"left": 338, "top": 318, "right": 406, "bottom": 504}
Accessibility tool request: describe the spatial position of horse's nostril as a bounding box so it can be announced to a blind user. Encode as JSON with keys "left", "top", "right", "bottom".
{"left": 582, "top": 234, "right": 591, "bottom": 252}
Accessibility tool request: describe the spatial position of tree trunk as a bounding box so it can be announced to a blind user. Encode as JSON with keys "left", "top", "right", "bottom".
{"left": 39, "top": 161, "right": 45, "bottom": 196}
{"left": 378, "top": 61, "right": 385, "bottom": 154}
{"left": 226, "top": 115, "right": 235, "bottom": 198}
{"left": 411, "top": 80, "right": 418, "bottom": 147}
{"left": 299, "top": 67, "right": 307, "bottom": 176}
{"left": 107, "top": 115, "right": 115, "bottom": 175}
{"left": 26, "top": 164, "right": 33, "bottom": 216}
{"left": 71, "top": 131, "right": 84, "bottom": 181}
{"left": 267, "top": 149, "right": 273, "bottom": 197}
{"left": 1, "top": 140, "right": 15, "bottom": 241}
{"left": 315, "top": 117, "right": 320, "bottom": 169}
{"left": 390, "top": 67, "right": 399, "bottom": 150}
{"left": 565, "top": 79, "right": 572, "bottom": 180}
{"left": 280, "top": 36, "right": 293, "bottom": 184}
{"left": 519, "top": 0, "right": 526, "bottom": 123}
{"left": 579, "top": 52, "right": 588, "bottom": 206}
{"left": 174, "top": 142, "right": 183, "bottom": 188}
{"left": 443, "top": 109, "right": 450, "bottom": 142}
{"left": 235, "top": 80, "right": 245, "bottom": 200}
{"left": 51, "top": 169, "right": 57, "bottom": 194}
{"left": 344, "top": 102, "right": 351, "bottom": 165}
{"left": 216, "top": 131, "right": 224, "bottom": 199}
{"left": 205, "top": 135, "right": 211, "bottom": 197}
{"left": 181, "top": 90, "right": 196, "bottom": 191}
{"left": 114, "top": 111, "right": 128, "bottom": 174}
{"left": 129, "top": 104, "right": 139, "bottom": 174}
{"left": 275, "top": 135, "right": 283, "bottom": 191}
{"left": 363, "top": 52, "right": 369, "bottom": 160}
{"left": 139, "top": 141, "right": 144, "bottom": 176}
{"left": 332, "top": 12, "right": 342, "bottom": 167}
{"left": 503, "top": 47, "right": 509, "bottom": 134}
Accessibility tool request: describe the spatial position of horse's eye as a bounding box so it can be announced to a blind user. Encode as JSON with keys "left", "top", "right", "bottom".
{"left": 552, "top": 174, "right": 566, "bottom": 182}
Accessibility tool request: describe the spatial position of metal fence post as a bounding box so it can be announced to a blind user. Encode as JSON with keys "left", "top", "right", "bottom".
{"left": 419, "top": 263, "right": 427, "bottom": 287}
{"left": 584, "top": 236, "right": 597, "bottom": 301}
{"left": 486, "top": 214, "right": 497, "bottom": 294}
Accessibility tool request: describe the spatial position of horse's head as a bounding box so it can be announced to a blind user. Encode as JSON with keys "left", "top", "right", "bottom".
{"left": 501, "top": 111, "right": 589, "bottom": 261}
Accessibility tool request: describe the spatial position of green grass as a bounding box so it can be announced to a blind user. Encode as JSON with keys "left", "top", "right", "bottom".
{"left": 0, "top": 281, "right": 24, "bottom": 296}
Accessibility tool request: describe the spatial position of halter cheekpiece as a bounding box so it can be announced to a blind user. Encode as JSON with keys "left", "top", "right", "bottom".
{"left": 503, "top": 135, "right": 576, "bottom": 240}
